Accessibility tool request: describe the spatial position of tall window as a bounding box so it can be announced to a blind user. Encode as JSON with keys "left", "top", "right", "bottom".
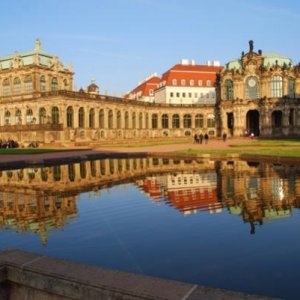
{"left": 225, "top": 79, "right": 234, "bottom": 100}
{"left": 145, "top": 113, "right": 149, "bottom": 129}
{"left": 3, "top": 79, "right": 10, "bottom": 96}
{"left": 172, "top": 79, "right": 177, "bottom": 86}
{"left": 271, "top": 75, "right": 283, "bottom": 97}
{"left": 108, "top": 110, "right": 113, "bottom": 129}
{"left": 183, "top": 114, "right": 191, "bottom": 128}
{"left": 26, "top": 109, "right": 33, "bottom": 124}
{"left": 139, "top": 112, "right": 143, "bottom": 129}
{"left": 181, "top": 79, "right": 186, "bottom": 86}
{"left": 15, "top": 110, "right": 22, "bottom": 124}
{"left": 288, "top": 77, "right": 295, "bottom": 98}
{"left": 289, "top": 108, "right": 295, "bottom": 126}
{"left": 99, "top": 109, "right": 104, "bottom": 128}
{"left": 207, "top": 114, "right": 215, "bottom": 128}
{"left": 52, "top": 107, "right": 59, "bottom": 124}
{"left": 40, "top": 76, "right": 46, "bottom": 92}
{"left": 78, "top": 107, "right": 84, "bottom": 128}
{"left": 117, "top": 111, "right": 121, "bottom": 129}
{"left": 66, "top": 106, "right": 73, "bottom": 128}
{"left": 24, "top": 75, "right": 33, "bottom": 93}
{"left": 198, "top": 80, "right": 202, "bottom": 86}
{"left": 172, "top": 114, "right": 180, "bottom": 129}
{"left": 13, "top": 77, "right": 21, "bottom": 95}
{"left": 246, "top": 76, "right": 259, "bottom": 99}
{"left": 190, "top": 80, "right": 194, "bottom": 86}
{"left": 152, "top": 114, "right": 158, "bottom": 129}
{"left": 39, "top": 107, "right": 46, "bottom": 124}
{"left": 89, "top": 108, "right": 95, "bottom": 128}
{"left": 51, "top": 77, "right": 58, "bottom": 91}
{"left": 4, "top": 111, "right": 11, "bottom": 125}
{"left": 125, "top": 112, "right": 129, "bottom": 129}
{"left": 162, "top": 114, "right": 169, "bottom": 129}
{"left": 195, "top": 114, "right": 204, "bottom": 128}
{"left": 132, "top": 112, "right": 136, "bottom": 129}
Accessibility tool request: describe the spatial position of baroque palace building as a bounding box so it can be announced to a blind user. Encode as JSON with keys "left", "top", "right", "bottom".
{"left": 217, "top": 40, "right": 300, "bottom": 137}
{"left": 0, "top": 39, "right": 299, "bottom": 146}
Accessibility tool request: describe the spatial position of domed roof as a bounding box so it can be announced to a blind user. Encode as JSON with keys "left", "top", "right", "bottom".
{"left": 87, "top": 80, "right": 99, "bottom": 94}
{"left": 226, "top": 59, "right": 242, "bottom": 70}
{"left": 262, "top": 52, "right": 292, "bottom": 67}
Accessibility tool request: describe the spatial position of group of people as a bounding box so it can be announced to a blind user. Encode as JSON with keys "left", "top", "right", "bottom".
{"left": 0, "top": 139, "right": 19, "bottom": 148}
{"left": 194, "top": 133, "right": 209, "bottom": 144}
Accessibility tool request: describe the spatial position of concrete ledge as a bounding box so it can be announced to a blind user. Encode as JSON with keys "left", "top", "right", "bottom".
{"left": 0, "top": 249, "right": 276, "bottom": 300}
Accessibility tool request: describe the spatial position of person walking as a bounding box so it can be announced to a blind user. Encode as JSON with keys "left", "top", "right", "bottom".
{"left": 222, "top": 132, "right": 227, "bottom": 142}
{"left": 204, "top": 133, "right": 209, "bottom": 144}
{"left": 199, "top": 133, "right": 203, "bottom": 144}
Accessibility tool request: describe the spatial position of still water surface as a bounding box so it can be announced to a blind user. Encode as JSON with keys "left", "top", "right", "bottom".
{"left": 0, "top": 157, "right": 300, "bottom": 299}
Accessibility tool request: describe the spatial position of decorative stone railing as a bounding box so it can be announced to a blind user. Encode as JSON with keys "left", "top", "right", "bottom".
{"left": 0, "top": 123, "right": 63, "bottom": 132}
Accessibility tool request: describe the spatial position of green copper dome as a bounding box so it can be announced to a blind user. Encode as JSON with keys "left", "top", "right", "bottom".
{"left": 262, "top": 52, "right": 292, "bottom": 67}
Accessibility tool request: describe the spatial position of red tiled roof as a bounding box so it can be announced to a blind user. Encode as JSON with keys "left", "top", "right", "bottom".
{"left": 161, "top": 64, "right": 223, "bottom": 87}
{"left": 125, "top": 76, "right": 160, "bottom": 99}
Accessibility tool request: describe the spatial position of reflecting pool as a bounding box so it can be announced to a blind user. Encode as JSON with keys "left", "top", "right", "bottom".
{"left": 0, "top": 157, "right": 300, "bottom": 299}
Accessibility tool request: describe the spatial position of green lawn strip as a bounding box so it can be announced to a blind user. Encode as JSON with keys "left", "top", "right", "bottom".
{"left": 175, "top": 148, "right": 300, "bottom": 157}
{"left": 99, "top": 140, "right": 190, "bottom": 148}
{"left": 230, "top": 139, "right": 300, "bottom": 148}
{"left": 0, "top": 148, "right": 80, "bottom": 155}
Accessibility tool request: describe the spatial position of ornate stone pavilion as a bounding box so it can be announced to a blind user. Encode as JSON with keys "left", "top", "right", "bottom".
{"left": 0, "top": 39, "right": 299, "bottom": 146}
{"left": 217, "top": 41, "right": 300, "bottom": 137}
{"left": 0, "top": 40, "right": 216, "bottom": 146}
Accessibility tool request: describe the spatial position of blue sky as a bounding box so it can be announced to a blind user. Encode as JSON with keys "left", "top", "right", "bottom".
{"left": 1, "top": 0, "right": 300, "bottom": 95}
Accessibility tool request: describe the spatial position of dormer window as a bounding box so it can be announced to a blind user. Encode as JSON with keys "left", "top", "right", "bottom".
{"left": 181, "top": 79, "right": 186, "bottom": 86}
{"left": 172, "top": 79, "right": 177, "bottom": 86}
{"left": 190, "top": 80, "right": 194, "bottom": 86}
{"left": 198, "top": 80, "right": 202, "bottom": 86}
{"left": 206, "top": 80, "right": 211, "bottom": 87}
{"left": 149, "top": 89, "right": 154, "bottom": 96}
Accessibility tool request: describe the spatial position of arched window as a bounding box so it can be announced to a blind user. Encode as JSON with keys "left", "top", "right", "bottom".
{"left": 26, "top": 109, "right": 33, "bottom": 124}
{"left": 15, "top": 110, "right": 22, "bottom": 124}
{"left": 288, "top": 77, "right": 295, "bottom": 98}
{"left": 145, "top": 113, "right": 149, "bottom": 129}
{"left": 52, "top": 107, "right": 59, "bottom": 124}
{"left": 132, "top": 112, "right": 136, "bottom": 129}
{"left": 195, "top": 114, "right": 204, "bottom": 128}
{"left": 2, "top": 79, "right": 10, "bottom": 96}
{"left": 271, "top": 75, "right": 283, "bottom": 97}
{"left": 152, "top": 114, "right": 158, "bottom": 129}
{"left": 125, "top": 111, "right": 129, "bottom": 129}
{"left": 272, "top": 111, "right": 282, "bottom": 128}
{"left": 39, "top": 107, "right": 46, "bottom": 124}
{"left": 108, "top": 110, "right": 113, "bottom": 129}
{"left": 4, "top": 111, "right": 11, "bottom": 124}
{"left": 225, "top": 79, "right": 234, "bottom": 100}
{"left": 207, "top": 114, "right": 215, "bottom": 128}
{"left": 68, "top": 164, "right": 75, "bottom": 182}
{"left": 80, "top": 162, "right": 86, "bottom": 179}
{"left": 99, "top": 109, "right": 104, "bottom": 128}
{"left": 172, "top": 114, "right": 180, "bottom": 129}
{"left": 51, "top": 77, "right": 58, "bottom": 91}
{"left": 139, "top": 112, "right": 143, "bottom": 129}
{"left": 162, "top": 114, "right": 169, "bottom": 129}
{"left": 78, "top": 107, "right": 84, "bottom": 128}
{"left": 13, "top": 77, "right": 21, "bottom": 95}
{"left": 246, "top": 76, "right": 259, "bottom": 99}
{"left": 117, "top": 111, "right": 121, "bottom": 129}
{"left": 40, "top": 76, "right": 46, "bottom": 92}
{"left": 183, "top": 114, "right": 191, "bottom": 128}
{"left": 89, "top": 108, "right": 95, "bottom": 128}
{"left": 63, "top": 79, "right": 68, "bottom": 90}
{"left": 24, "top": 75, "right": 33, "bottom": 93}
{"left": 66, "top": 106, "right": 73, "bottom": 128}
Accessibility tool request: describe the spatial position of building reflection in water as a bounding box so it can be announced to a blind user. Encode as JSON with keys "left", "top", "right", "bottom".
{"left": 0, "top": 157, "right": 299, "bottom": 244}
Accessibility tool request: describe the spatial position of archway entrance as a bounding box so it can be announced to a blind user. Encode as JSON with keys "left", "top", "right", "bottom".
{"left": 246, "top": 110, "right": 260, "bottom": 136}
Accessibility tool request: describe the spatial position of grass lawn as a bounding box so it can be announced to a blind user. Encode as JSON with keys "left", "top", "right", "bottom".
{"left": 0, "top": 148, "right": 78, "bottom": 155}
{"left": 230, "top": 139, "right": 300, "bottom": 147}
{"left": 175, "top": 148, "right": 300, "bottom": 157}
